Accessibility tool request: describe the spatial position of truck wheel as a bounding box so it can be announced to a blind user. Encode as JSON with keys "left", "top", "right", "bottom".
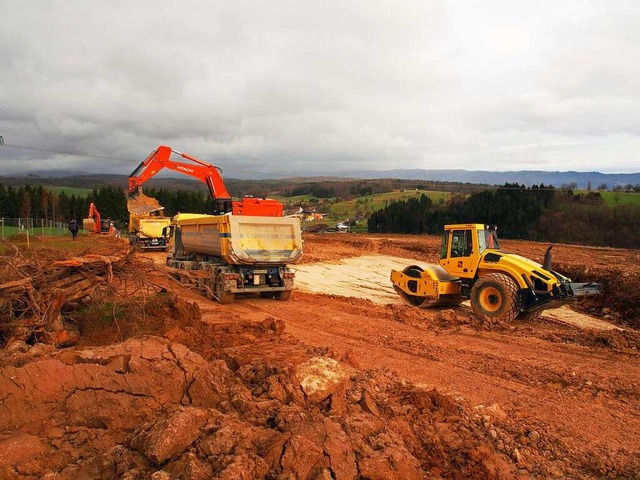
{"left": 204, "top": 279, "right": 215, "bottom": 300}
{"left": 274, "top": 290, "right": 292, "bottom": 301}
{"left": 215, "top": 273, "right": 234, "bottom": 304}
{"left": 470, "top": 273, "right": 519, "bottom": 322}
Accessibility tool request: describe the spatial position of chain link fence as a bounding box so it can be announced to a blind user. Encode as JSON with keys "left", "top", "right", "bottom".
{"left": 0, "top": 218, "right": 71, "bottom": 239}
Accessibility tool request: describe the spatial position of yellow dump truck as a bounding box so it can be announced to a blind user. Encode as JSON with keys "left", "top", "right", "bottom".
{"left": 166, "top": 213, "right": 303, "bottom": 303}
{"left": 126, "top": 191, "right": 171, "bottom": 251}
{"left": 128, "top": 214, "right": 171, "bottom": 251}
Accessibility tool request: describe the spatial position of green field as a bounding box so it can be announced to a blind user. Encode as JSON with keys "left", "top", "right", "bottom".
{"left": 329, "top": 190, "right": 451, "bottom": 220}
{"left": 277, "top": 189, "right": 452, "bottom": 231}
{"left": 0, "top": 225, "right": 71, "bottom": 239}
{"left": 599, "top": 191, "right": 640, "bottom": 206}
{"left": 276, "top": 194, "right": 316, "bottom": 205}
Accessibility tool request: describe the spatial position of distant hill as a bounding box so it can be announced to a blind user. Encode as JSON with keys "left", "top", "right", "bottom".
{"left": 1, "top": 169, "right": 639, "bottom": 191}
{"left": 338, "top": 169, "right": 640, "bottom": 189}
{"left": 5, "top": 169, "right": 92, "bottom": 178}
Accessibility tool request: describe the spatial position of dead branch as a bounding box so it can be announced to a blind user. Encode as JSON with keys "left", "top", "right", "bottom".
{"left": 0, "top": 243, "right": 160, "bottom": 348}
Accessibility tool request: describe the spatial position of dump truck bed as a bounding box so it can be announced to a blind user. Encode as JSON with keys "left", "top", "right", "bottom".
{"left": 176, "top": 214, "right": 302, "bottom": 265}
{"left": 131, "top": 216, "right": 171, "bottom": 238}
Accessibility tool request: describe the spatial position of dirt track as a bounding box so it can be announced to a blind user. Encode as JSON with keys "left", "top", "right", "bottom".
{"left": 1, "top": 232, "right": 639, "bottom": 479}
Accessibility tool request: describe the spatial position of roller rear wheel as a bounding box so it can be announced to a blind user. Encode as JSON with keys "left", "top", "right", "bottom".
{"left": 519, "top": 310, "right": 542, "bottom": 321}
{"left": 470, "top": 273, "right": 519, "bottom": 322}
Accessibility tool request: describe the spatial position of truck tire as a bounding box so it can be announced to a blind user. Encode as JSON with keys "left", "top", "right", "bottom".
{"left": 470, "top": 273, "right": 519, "bottom": 322}
{"left": 274, "top": 290, "right": 292, "bottom": 301}
{"left": 214, "top": 273, "right": 234, "bottom": 304}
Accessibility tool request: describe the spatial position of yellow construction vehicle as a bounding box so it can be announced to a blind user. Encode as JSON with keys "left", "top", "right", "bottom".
{"left": 391, "top": 224, "right": 602, "bottom": 322}
{"left": 165, "top": 213, "right": 302, "bottom": 303}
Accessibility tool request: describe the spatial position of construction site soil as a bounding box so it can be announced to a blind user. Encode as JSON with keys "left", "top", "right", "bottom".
{"left": 1, "top": 233, "right": 639, "bottom": 479}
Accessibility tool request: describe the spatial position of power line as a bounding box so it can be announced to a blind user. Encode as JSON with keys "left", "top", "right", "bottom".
{"left": 1, "top": 143, "right": 135, "bottom": 163}
{"left": 0, "top": 142, "right": 298, "bottom": 179}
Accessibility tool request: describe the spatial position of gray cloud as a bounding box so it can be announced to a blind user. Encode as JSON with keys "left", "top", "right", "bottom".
{"left": 1, "top": 0, "right": 638, "bottom": 177}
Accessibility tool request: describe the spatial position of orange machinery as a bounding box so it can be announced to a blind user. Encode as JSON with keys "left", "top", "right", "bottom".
{"left": 128, "top": 146, "right": 283, "bottom": 217}
{"left": 83, "top": 203, "right": 116, "bottom": 235}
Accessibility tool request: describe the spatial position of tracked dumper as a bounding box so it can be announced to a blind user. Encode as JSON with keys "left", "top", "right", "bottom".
{"left": 167, "top": 213, "right": 303, "bottom": 303}
{"left": 391, "top": 224, "right": 603, "bottom": 322}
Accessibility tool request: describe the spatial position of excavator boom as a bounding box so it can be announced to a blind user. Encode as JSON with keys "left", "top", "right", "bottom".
{"left": 129, "top": 145, "right": 233, "bottom": 214}
{"left": 129, "top": 145, "right": 283, "bottom": 217}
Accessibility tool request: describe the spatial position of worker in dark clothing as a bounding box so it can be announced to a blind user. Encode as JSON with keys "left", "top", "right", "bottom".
{"left": 68, "top": 219, "right": 78, "bottom": 240}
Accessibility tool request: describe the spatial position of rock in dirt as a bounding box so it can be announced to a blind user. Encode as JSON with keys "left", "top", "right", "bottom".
{"left": 130, "top": 407, "right": 211, "bottom": 463}
{"left": 295, "top": 356, "right": 351, "bottom": 406}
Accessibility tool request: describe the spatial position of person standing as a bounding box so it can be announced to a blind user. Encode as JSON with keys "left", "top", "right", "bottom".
{"left": 68, "top": 219, "right": 78, "bottom": 240}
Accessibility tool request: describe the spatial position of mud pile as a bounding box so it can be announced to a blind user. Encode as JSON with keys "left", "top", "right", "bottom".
{"left": 2, "top": 234, "right": 639, "bottom": 479}
{"left": 3, "top": 295, "right": 638, "bottom": 479}
{"left": 557, "top": 263, "right": 640, "bottom": 329}
{"left": 0, "top": 304, "right": 520, "bottom": 480}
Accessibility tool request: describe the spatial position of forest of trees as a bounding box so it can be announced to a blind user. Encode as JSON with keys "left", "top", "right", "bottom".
{"left": 2, "top": 181, "right": 639, "bottom": 248}
{"left": 0, "top": 184, "right": 214, "bottom": 229}
{"left": 368, "top": 183, "right": 640, "bottom": 249}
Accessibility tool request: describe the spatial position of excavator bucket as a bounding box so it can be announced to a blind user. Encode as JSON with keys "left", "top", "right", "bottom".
{"left": 391, "top": 264, "right": 463, "bottom": 308}
{"left": 127, "top": 191, "right": 164, "bottom": 215}
{"left": 82, "top": 218, "right": 95, "bottom": 232}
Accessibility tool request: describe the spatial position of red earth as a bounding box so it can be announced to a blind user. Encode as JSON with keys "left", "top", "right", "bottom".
{"left": 1, "top": 233, "right": 639, "bottom": 479}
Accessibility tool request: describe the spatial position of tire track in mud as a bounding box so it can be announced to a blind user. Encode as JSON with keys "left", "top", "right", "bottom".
{"left": 260, "top": 292, "right": 640, "bottom": 471}
{"left": 145, "top": 241, "right": 640, "bottom": 476}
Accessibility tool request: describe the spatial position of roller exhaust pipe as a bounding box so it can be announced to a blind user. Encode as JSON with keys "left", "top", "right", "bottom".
{"left": 543, "top": 245, "right": 553, "bottom": 271}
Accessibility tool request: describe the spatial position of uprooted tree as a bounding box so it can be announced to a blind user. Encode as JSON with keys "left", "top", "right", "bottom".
{"left": 0, "top": 239, "right": 163, "bottom": 347}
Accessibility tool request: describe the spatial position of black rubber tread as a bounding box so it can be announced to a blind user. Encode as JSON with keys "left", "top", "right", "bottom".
{"left": 274, "top": 290, "right": 292, "bottom": 301}
{"left": 204, "top": 279, "right": 215, "bottom": 300}
{"left": 214, "top": 273, "right": 235, "bottom": 304}
{"left": 470, "top": 273, "right": 519, "bottom": 322}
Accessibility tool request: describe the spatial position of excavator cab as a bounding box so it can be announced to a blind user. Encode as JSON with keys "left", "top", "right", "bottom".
{"left": 100, "top": 219, "right": 112, "bottom": 234}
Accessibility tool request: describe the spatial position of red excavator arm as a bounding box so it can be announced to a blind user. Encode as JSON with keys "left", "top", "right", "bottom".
{"left": 85, "top": 203, "right": 115, "bottom": 234}
{"left": 129, "top": 145, "right": 233, "bottom": 215}
{"left": 87, "top": 202, "right": 101, "bottom": 234}
{"left": 129, "top": 146, "right": 283, "bottom": 216}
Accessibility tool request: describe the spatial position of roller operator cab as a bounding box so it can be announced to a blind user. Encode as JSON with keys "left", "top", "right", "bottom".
{"left": 391, "top": 224, "right": 603, "bottom": 322}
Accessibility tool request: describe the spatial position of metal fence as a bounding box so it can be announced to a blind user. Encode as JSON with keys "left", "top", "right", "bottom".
{"left": 0, "top": 218, "right": 70, "bottom": 239}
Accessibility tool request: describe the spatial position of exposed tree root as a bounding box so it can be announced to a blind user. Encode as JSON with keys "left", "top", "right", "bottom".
{"left": 0, "top": 240, "right": 167, "bottom": 347}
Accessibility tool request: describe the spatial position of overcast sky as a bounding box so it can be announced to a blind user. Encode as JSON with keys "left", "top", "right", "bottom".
{"left": 1, "top": 0, "right": 638, "bottom": 178}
